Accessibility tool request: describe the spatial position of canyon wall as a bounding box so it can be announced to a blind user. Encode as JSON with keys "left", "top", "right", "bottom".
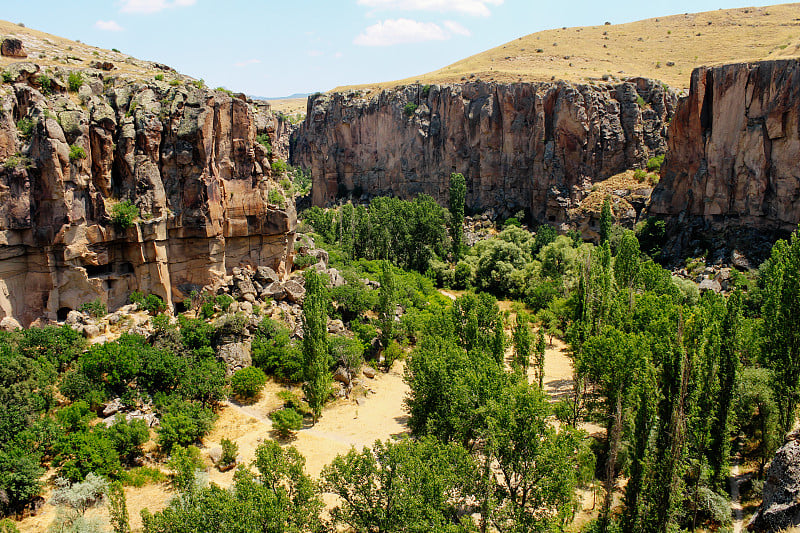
{"left": 292, "top": 79, "right": 676, "bottom": 223}
{"left": 650, "top": 59, "right": 800, "bottom": 259}
{"left": 0, "top": 64, "right": 295, "bottom": 326}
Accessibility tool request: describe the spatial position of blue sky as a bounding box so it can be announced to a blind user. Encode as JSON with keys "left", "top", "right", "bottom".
{"left": 3, "top": 0, "right": 783, "bottom": 96}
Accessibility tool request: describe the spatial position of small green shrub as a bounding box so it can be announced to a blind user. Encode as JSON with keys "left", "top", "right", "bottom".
{"left": 154, "top": 74, "right": 164, "bottom": 81}
{"left": 169, "top": 79, "right": 181, "bottom": 86}
{"left": 69, "top": 144, "right": 87, "bottom": 162}
{"left": 383, "top": 340, "right": 403, "bottom": 370}
{"left": 271, "top": 159, "right": 288, "bottom": 174}
{"left": 270, "top": 408, "right": 303, "bottom": 438}
{"left": 214, "top": 86, "right": 233, "bottom": 96}
{"left": 3, "top": 153, "right": 31, "bottom": 169}
{"left": 647, "top": 154, "right": 665, "bottom": 171}
{"left": 403, "top": 103, "right": 418, "bottom": 116}
{"left": 120, "top": 466, "right": 166, "bottom": 488}
{"left": 110, "top": 200, "right": 139, "bottom": 229}
{"left": 268, "top": 188, "right": 286, "bottom": 208}
{"left": 37, "top": 75, "right": 52, "bottom": 95}
{"left": 633, "top": 168, "right": 648, "bottom": 182}
{"left": 16, "top": 117, "right": 34, "bottom": 137}
{"left": 67, "top": 72, "right": 83, "bottom": 92}
{"left": 421, "top": 84, "right": 431, "bottom": 97}
{"left": 219, "top": 438, "right": 238, "bottom": 469}
{"left": 2, "top": 71, "right": 13, "bottom": 83}
{"left": 230, "top": 367, "right": 268, "bottom": 402}
{"left": 130, "top": 291, "right": 167, "bottom": 315}
{"left": 215, "top": 294, "right": 234, "bottom": 313}
{"left": 256, "top": 133, "right": 273, "bottom": 156}
{"left": 293, "top": 253, "right": 317, "bottom": 270}
{"left": 280, "top": 177, "right": 292, "bottom": 191}
{"left": 78, "top": 299, "right": 107, "bottom": 318}
{"left": 276, "top": 390, "right": 311, "bottom": 415}
{"left": 635, "top": 95, "right": 646, "bottom": 108}
{"left": 111, "top": 48, "right": 121, "bottom": 53}
{"left": 503, "top": 217, "right": 521, "bottom": 228}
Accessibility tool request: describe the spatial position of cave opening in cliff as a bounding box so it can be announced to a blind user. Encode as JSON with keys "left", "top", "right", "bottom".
{"left": 85, "top": 264, "right": 113, "bottom": 277}
{"left": 56, "top": 307, "right": 72, "bottom": 321}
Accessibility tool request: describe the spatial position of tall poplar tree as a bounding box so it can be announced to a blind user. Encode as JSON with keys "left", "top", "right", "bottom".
{"left": 302, "top": 270, "right": 332, "bottom": 423}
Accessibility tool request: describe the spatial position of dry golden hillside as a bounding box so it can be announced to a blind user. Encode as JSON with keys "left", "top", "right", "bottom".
{"left": 0, "top": 19, "right": 192, "bottom": 82}
{"left": 335, "top": 3, "right": 800, "bottom": 93}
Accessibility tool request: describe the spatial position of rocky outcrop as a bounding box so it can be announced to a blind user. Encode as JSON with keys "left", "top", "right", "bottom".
{"left": 1, "top": 38, "right": 27, "bottom": 58}
{"left": 292, "top": 79, "right": 676, "bottom": 222}
{"left": 749, "top": 436, "right": 800, "bottom": 531}
{"left": 649, "top": 59, "right": 800, "bottom": 261}
{"left": 0, "top": 67, "right": 295, "bottom": 326}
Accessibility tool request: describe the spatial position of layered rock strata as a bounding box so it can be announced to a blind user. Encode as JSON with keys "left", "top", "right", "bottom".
{"left": 292, "top": 79, "right": 676, "bottom": 222}
{"left": 650, "top": 59, "right": 800, "bottom": 260}
{"left": 0, "top": 64, "right": 295, "bottom": 326}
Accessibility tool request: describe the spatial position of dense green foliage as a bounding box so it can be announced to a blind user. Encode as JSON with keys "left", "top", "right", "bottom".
{"left": 230, "top": 367, "right": 267, "bottom": 402}
{"left": 110, "top": 201, "right": 140, "bottom": 230}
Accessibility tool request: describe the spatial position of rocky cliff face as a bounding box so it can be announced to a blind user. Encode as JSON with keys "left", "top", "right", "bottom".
{"left": 292, "top": 79, "right": 676, "bottom": 223}
{"left": 649, "top": 59, "right": 800, "bottom": 260}
{"left": 0, "top": 63, "right": 295, "bottom": 326}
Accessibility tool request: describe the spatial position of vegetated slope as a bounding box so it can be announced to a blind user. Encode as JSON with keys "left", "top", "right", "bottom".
{"left": 334, "top": 3, "right": 800, "bottom": 92}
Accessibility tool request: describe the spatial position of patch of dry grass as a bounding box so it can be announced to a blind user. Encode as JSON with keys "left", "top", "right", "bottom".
{"left": 335, "top": 3, "right": 800, "bottom": 93}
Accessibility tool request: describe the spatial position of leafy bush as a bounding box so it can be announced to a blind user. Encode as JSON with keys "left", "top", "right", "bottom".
{"left": 230, "top": 367, "right": 268, "bottom": 402}
{"left": 166, "top": 445, "right": 204, "bottom": 493}
{"left": 219, "top": 438, "right": 238, "bottom": 469}
{"left": 293, "top": 253, "right": 317, "bottom": 270}
{"left": 54, "top": 429, "right": 122, "bottom": 481}
{"left": 403, "top": 103, "right": 418, "bottom": 116}
{"left": 120, "top": 466, "right": 166, "bottom": 487}
{"left": 635, "top": 95, "right": 646, "bottom": 107}
{"left": 633, "top": 168, "right": 648, "bottom": 182}
{"left": 268, "top": 188, "right": 286, "bottom": 208}
{"left": 67, "top": 72, "right": 83, "bottom": 92}
{"left": 383, "top": 340, "right": 402, "bottom": 370}
{"left": 271, "top": 159, "right": 288, "bottom": 174}
{"left": 157, "top": 400, "right": 216, "bottom": 453}
{"left": 154, "top": 74, "right": 164, "bottom": 81}
{"left": 329, "top": 336, "right": 364, "bottom": 373}
{"left": 256, "top": 133, "right": 272, "bottom": 156}
{"left": 169, "top": 79, "right": 181, "bottom": 86}
{"left": 647, "top": 154, "right": 665, "bottom": 171}
{"left": 69, "top": 145, "right": 87, "bottom": 162}
{"left": 129, "top": 291, "right": 165, "bottom": 315}
{"left": 78, "top": 299, "right": 106, "bottom": 318}
{"left": 106, "top": 415, "right": 149, "bottom": 464}
{"left": 110, "top": 200, "right": 139, "bottom": 230}
{"left": 15, "top": 117, "right": 33, "bottom": 138}
{"left": 37, "top": 75, "right": 52, "bottom": 95}
{"left": 252, "top": 319, "right": 303, "bottom": 382}
{"left": 270, "top": 408, "right": 303, "bottom": 438}
{"left": 2, "top": 71, "right": 13, "bottom": 83}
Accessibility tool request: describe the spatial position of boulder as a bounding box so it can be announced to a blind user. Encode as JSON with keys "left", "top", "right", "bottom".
{"left": 748, "top": 438, "right": 800, "bottom": 531}
{"left": 362, "top": 366, "right": 376, "bottom": 379}
{"left": 327, "top": 319, "right": 345, "bottom": 335}
{"left": 698, "top": 278, "right": 722, "bottom": 294}
{"left": 65, "top": 310, "right": 84, "bottom": 326}
{"left": 0, "top": 316, "right": 21, "bottom": 331}
{"left": 326, "top": 268, "right": 346, "bottom": 288}
{"left": 283, "top": 280, "right": 305, "bottom": 303}
{"left": 90, "top": 61, "right": 115, "bottom": 71}
{"left": 1, "top": 38, "right": 27, "bottom": 58}
{"left": 255, "top": 266, "right": 279, "bottom": 284}
{"left": 208, "top": 447, "right": 222, "bottom": 465}
{"left": 333, "top": 366, "right": 351, "bottom": 386}
{"left": 217, "top": 341, "right": 252, "bottom": 375}
{"left": 262, "top": 281, "right": 286, "bottom": 301}
{"left": 102, "top": 398, "right": 124, "bottom": 417}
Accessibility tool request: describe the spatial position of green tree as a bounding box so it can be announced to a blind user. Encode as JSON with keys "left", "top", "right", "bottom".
{"left": 535, "top": 330, "right": 546, "bottom": 389}
{"left": 230, "top": 367, "right": 268, "bottom": 402}
{"left": 599, "top": 196, "right": 613, "bottom": 244}
{"left": 760, "top": 227, "right": 800, "bottom": 433}
{"left": 449, "top": 172, "right": 466, "bottom": 260}
{"left": 302, "top": 270, "right": 332, "bottom": 423}
{"left": 512, "top": 312, "right": 531, "bottom": 372}
{"left": 322, "top": 436, "right": 477, "bottom": 532}
{"left": 378, "top": 260, "right": 396, "bottom": 351}
{"left": 107, "top": 482, "right": 130, "bottom": 533}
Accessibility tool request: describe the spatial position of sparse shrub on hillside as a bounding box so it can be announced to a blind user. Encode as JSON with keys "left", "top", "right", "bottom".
{"left": 2, "top": 71, "right": 13, "bottom": 83}
{"left": 635, "top": 95, "right": 646, "bottom": 108}
{"left": 647, "top": 154, "right": 665, "bottom": 171}
{"left": 218, "top": 438, "right": 238, "bottom": 469}
{"left": 271, "top": 159, "right": 288, "bottom": 174}
{"left": 37, "top": 75, "right": 52, "bottom": 95}
{"left": 268, "top": 188, "right": 286, "bottom": 208}
{"left": 67, "top": 72, "right": 83, "bottom": 92}
{"left": 154, "top": 74, "right": 164, "bottom": 81}
{"left": 634, "top": 168, "right": 648, "bottom": 182}
{"left": 69, "top": 145, "right": 87, "bottom": 162}
{"left": 169, "top": 79, "right": 181, "bottom": 86}
{"left": 256, "top": 133, "right": 273, "bottom": 156}
{"left": 78, "top": 299, "right": 106, "bottom": 318}
{"left": 129, "top": 291, "right": 166, "bottom": 315}
{"left": 230, "top": 367, "right": 268, "bottom": 402}
{"left": 16, "top": 118, "right": 33, "bottom": 138}
{"left": 271, "top": 408, "right": 303, "bottom": 438}
{"left": 421, "top": 84, "right": 431, "bottom": 97}
{"left": 403, "top": 103, "right": 418, "bottom": 117}
{"left": 157, "top": 401, "right": 216, "bottom": 453}
{"left": 110, "top": 200, "right": 139, "bottom": 230}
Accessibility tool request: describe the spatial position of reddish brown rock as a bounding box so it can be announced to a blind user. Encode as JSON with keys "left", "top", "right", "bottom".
{"left": 649, "top": 59, "right": 800, "bottom": 260}
{"left": 1, "top": 38, "right": 27, "bottom": 58}
{"left": 0, "top": 73, "right": 295, "bottom": 326}
{"left": 292, "top": 79, "right": 676, "bottom": 222}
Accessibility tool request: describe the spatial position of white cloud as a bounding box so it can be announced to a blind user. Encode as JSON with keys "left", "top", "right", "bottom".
{"left": 358, "top": 0, "right": 502, "bottom": 17}
{"left": 443, "top": 20, "right": 470, "bottom": 36}
{"left": 234, "top": 58, "right": 261, "bottom": 67}
{"left": 354, "top": 18, "right": 449, "bottom": 46}
{"left": 118, "top": 0, "right": 196, "bottom": 14}
{"left": 95, "top": 20, "right": 124, "bottom": 31}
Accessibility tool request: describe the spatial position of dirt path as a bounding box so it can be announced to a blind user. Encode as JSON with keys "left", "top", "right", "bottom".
{"left": 731, "top": 461, "right": 744, "bottom": 533}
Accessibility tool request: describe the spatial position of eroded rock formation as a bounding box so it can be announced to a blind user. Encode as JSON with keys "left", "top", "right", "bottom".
{"left": 650, "top": 59, "right": 800, "bottom": 261}
{"left": 749, "top": 435, "right": 800, "bottom": 531}
{"left": 292, "top": 79, "right": 676, "bottom": 223}
{"left": 0, "top": 65, "right": 295, "bottom": 326}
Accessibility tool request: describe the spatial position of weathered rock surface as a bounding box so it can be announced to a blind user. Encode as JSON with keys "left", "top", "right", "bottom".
{"left": 749, "top": 437, "right": 800, "bottom": 531}
{"left": 1, "top": 38, "right": 27, "bottom": 58}
{"left": 292, "top": 79, "right": 676, "bottom": 222}
{"left": 0, "top": 70, "right": 296, "bottom": 325}
{"left": 650, "top": 59, "right": 800, "bottom": 262}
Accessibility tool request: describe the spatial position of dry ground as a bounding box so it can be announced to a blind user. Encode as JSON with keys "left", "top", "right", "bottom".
{"left": 334, "top": 3, "right": 800, "bottom": 93}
